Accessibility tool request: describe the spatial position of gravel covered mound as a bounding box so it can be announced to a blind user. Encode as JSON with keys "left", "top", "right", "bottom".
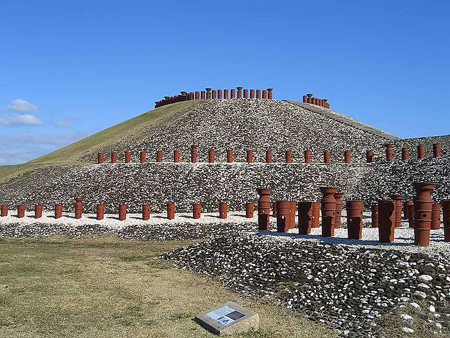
{"left": 0, "top": 221, "right": 255, "bottom": 241}
{"left": 160, "top": 234, "right": 450, "bottom": 337}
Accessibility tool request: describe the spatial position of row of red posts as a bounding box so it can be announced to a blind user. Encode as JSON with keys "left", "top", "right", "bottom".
{"left": 98, "top": 144, "right": 443, "bottom": 164}
{"left": 0, "top": 200, "right": 254, "bottom": 221}
{"left": 155, "top": 87, "right": 274, "bottom": 108}
{"left": 302, "top": 93, "right": 330, "bottom": 108}
{"left": 256, "top": 183, "right": 450, "bottom": 246}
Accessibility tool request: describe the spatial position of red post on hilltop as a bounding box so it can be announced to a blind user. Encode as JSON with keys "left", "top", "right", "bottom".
{"left": 391, "top": 195, "right": 403, "bottom": 228}
{"left": 402, "top": 147, "right": 409, "bottom": 160}
{"left": 193, "top": 203, "right": 201, "bottom": 219}
{"left": 246, "top": 150, "right": 253, "bottom": 163}
{"left": 385, "top": 144, "right": 393, "bottom": 161}
{"left": 174, "top": 150, "right": 180, "bottom": 163}
{"left": 414, "top": 182, "right": 435, "bottom": 246}
{"left": 321, "top": 187, "right": 337, "bottom": 237}
{"left": 97, "top": 204, "right": 104, "bottom": 220}
{"left": 324, "top": 151, "right": 330, "bottom": 163}
{"left": 219, "top": 202, "right": 228, "bottom": 219}
{"left": 347, "top": 200, "right": 363, "bottom": 239}
{"left": 75, "top": 198, "right": 83, "bottom": 219}
{"left": 191, "top": 145, "right": 197, "bottom": 163}
{"left": 266, "top": 149, "right": 272, "bottom": 163}
{"left": 257, "top": 188, "right": 271, "bottom": 230}
{"left": 140, "top": 151, "right": 146, "bottom": 163}
{"left": 111, "top": 152, "right": 117, "bottom": 163}
{"left": 208, "top": 149, "right": 215, "bottom": 163}
{"left": 125, "top": 151, "right": 131, "bottom": 163}
{"left": 366, "top": 150, "right": 373, "bottom": 163}
{"left": 156, "top": 150, "right": 163, "bottom": 162}
{"left": 167, "top": 202, "right": 175, "bottom": 220}
{"left": 98, "top": 153, "right": 104, "bottom": 164}
{"left": 433, "top": 143, "right": 441, "bottom": 157}
{"left": 55, "top": 204, "right": 62, "bottom": 219}
{"left": 246, "top": 202, "right": 254, "bottom": 218}
{"left": 227, "top": 150, "right": 233, "bottom": 163}
{"left": 304, "top": 150, "right": 311, "bottom": 163}
{"left": 142, "top": 204, "right": 150, "bottom": 220}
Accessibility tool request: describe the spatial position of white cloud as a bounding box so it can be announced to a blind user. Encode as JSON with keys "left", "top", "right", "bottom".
{"left": 0, "top": 113, "right": 42, "bottom": 126}
{"left": 7, "top": 99, "right": 39, "bottom": 113}
{"left": 54, "top": 121, "right": 70, "bottom": 128}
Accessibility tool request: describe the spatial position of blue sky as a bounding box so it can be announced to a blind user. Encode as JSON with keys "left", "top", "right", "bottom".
{"left": 1, "top": 0, "right": 449, "bottom": 165}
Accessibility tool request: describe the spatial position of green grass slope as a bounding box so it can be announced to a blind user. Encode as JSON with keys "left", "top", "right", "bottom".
{"left": 0, "top": 101, "right": 196, "bottom": 183}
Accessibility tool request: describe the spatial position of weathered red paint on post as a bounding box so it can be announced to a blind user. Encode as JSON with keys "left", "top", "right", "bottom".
{"left": 111, "top": 152, "right": 117, "bottom": 163}
{"left": 285, "top": 150, "right": 292, "bottom": 163}
{"left": 347, "top": 200, "right": 363, "bottom": 239}
{"left": 312, "top": 202, "right": 320, "bottom": 228}
{"left": 443, "top": 200, "right": 450, "bottom": 241}
{"left": 257, "top": 188, "right": 271, "bottom": 230}
{"left": 306, "top": 93, "right": 313, "bottom": 103}
{"left": 125, "top": 151, "right": 131, "bottom": 163}
{"left": 156, "top": 150, "right": 163, "bottom": 162}
{"left": 201, "top": 91, "right": 205, "bottom": 99}
{"left": 303, "top": 95, "right": 308, "bottom": 103}
{"left": 366, "top": 150, "right": 373, "bottom": 163}
{"left": 223, "top": 89, "right": 228, "bottom": 99}
{"left": 417, "top": 145, "right": 425, "bottom": 159}
{"left": 433, "top": 143, "right": 441, "bottom": 157}
{"left": 1, "top": 205, "right": 7, "bottom": 217}
{"left": 17, "top": 204, "right": 25, "bottom": 218}
{"left": 208, "top": 149, "right": 215, "bottom": 163}
{"left": 98, "top": 153, "right": 104, "bottom": 164}
{"left": 173, "top": 150, "right": 180, "bottom": 162}
{"left": 237, "top": 87, "right": 243, "bottom": 99}
{"left": 334, "top": 192, "right": 343, "bottom": 228}
{"left": 256, "top": 89, "right": 261, "bottom": 99}
{"left": 245, "top": 202, "right": 254, "bottom": 218}
{"left": 230, "top": 89, "right": 235, "bottom": 99}
{"left": 262, "top": 90, "right": 267, "bottom": 99}
{"left": 267, "top": 88, "right": 273, "bottom": 99}
{"left": 321, "top": 187, "right": 337, "bottom": 237}
{"left": 406, "top": 201, "right": 414, "bottom": 228}
{"left": 385, "top": 144, "right": 393, "bottom": 161}
{"left": 212, "top": 90, "right": 217, "bottom": 99}
{"left": 55, "top": 204, "right": 62, "bottom": 219}
{"left": 272, "top": 202, "right": 277, "bottom": 217}
{"left": 205, "top": 88, "right": 212, "bottom": 99}
{"left": 35, "top": 204, "right": 42, "bottom": 219}
{"left": 140, "top": 151, "right": 146, "bottom": 163}
{"left": 189, "top": 92, "right": 194, "bottom": 100}
{"left": 142, "top": 204, "right": 150, "bottom": 220}
{"left": 195, "top": 91, "right": 200, "bottom": 99}
{"left": 371, "top": 204, "right": 378, "bottom": 228}
{"left": 344, "top": 151, "right": 351, "bottom": 163}
{"left": 304, "top": 150, "right": 311, "bottom": 163}
{"left": 246, "top": 150, "right": 253, "bottom": 163}
{"left": 167, "top": 202, "right": 175, "bottom": 220}
{"left": 96, "top": 204, "right": 104, "bottom": 220}
{"left": 266, "top": 149, "right": 272, "bottom": 163}
{"left": 414, "top": 182, "right": 436, "bottom": 246}
{"left": 217, "top": 89, "right": 222, "bottom": 99}
{"left": 298, "top": 202, "right": 313, "bottom": 235}
{"left": 378, "top": 200, "right": 395, "bottom": 242}
{"left": 75, "top": 198, "right": 83, "bottom": 219}
{"left": 219, "top": 202, "right": 227, "bottom": 219}
{"left": 276, "top": 201, "right": 295, "bottom": 232}
{"left": 193, "top": 203, "right": 201, "bottom": 219}
{"left": 243, "top": 89, "right": 248, "bottom": 98}
{"left": 391, "top": 195, "right": 403, "bottom": 228}
{"left": 402, "top": 147, "right": 409, "bottom": 160}
{"left": 250, "top": 89, "right": 255, "bottom": 99}
{"left": 119, "top": 204, "right": 127, "bottom": 221}
{"left": 324, "top": 150, "right": 330, "bottom": 163}
{"left": 191, "top": 144, "right": 197, "bottom": 163}
{"left": 227, "top": 149, "right": 233, "bottom": 163}
{"left": 432, "top": 203, "right": 441, "bottom": 230}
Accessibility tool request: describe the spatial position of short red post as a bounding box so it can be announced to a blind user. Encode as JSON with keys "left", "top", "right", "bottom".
{"left": 378, "top": 200, "right": 395, "bottom": 242}
{"left": 174, "top": 150, "right": 180, "bottom": 162}
{"left": 285, "top": 150, "right": 292, "bottom": 163}
{"left": 267, "top": 88, "right": 273, "bottom": 99}
{"left": 262, "top": 90, "right": 267, "bottom": 99}
{"left": 443, "top": 200, "right": 450, "bottom": 241}
{"left": 391, "top": 195, "right": 403, "bottom": 228}
{"left": 237, "top": 87, "right": 243, "bottom": 99}
{"left": 55, "top": 204, "right": 62, "bottom": 219}
{"left": 75, "top": 198, "right": 83, "bottom": 219}
{"left": 224, "top": 89, "right": 229, "bottom": 99}
{"left": 193, "top": 203, "right": 201, "bottom": 219}
{"left": 230, "top": 89, "right": 235, "bottom": 99}
{"left": 245, "top": 202, "right": 254, "bottom": 218}
{"left": 189, "top": 92, "right": 194, "bottom": 100}
{"left": 312, "top": 202, "right": 320, "bottom": 228}
{"left": 431, "top": 203, "right": 441, "bottom": 230}
{"left": 406, "top": 201, "right": 415, "bottom": 228}
{"left": 386, "top": 144, "right": 393, "bottom": 161}
{"left": 321, "top": 187, "right": 337, "bottom": 237}
{"left": 227, "top": 149, "right": 233, "bottom": 163}
{"left": 414, "top": 182, "right": 435, "bottom": 246}
{"left": 304, "top": 150, "right": 311, "bottom": 163}
{"left": 306, "top": 93, "right": 313, "bottom": 103}
{"left": 1, "top": 205, "right": 7, "bottom": 217}
{"left": 201, "top": 91, "right": 205, "bottom": 99}
{"left": 219, "top": 202, "right": 227, "bottom": 219}
{"left": 256, "top": 89, "right": 261, "bottom": 99}
{"left": 156, "top": 150, "right": 163, "bottom": 162}
{"left": 433, "top": 143, "right": 441, "bottom": 158}
{"left": 334, "top": 192, "right": 343, "bottom": 228}
{"left": 17, "top": 204, "right": 25, "bottom": 218}
{"left": 97, "top": 204, "right": 104, "bottom": 220}
{"left": 257, "top": 188, "right": 272, "bottom": 230}
{"left": 347, "top": 200, "right": 363, "bottom": 239}
{"left": 276, "top": 201, "right": 296, "bottom": 232}
{"left": 266, "top": 149, "right": 272, "bottom": 163}
{"left": 195, "top": 91, "right": 200, "bottom": 99}
{"left": 205, "top": 88, "right": 211, "bottom": 99}
{"left": 111, "top": 152, "right": 117, "bottom": 163}
{"left": 167, "top": 202, "right": 175, "bottom": 220}
{"left": 140, "top": 151, "right": 146, "bottom": 163}
{"left": 218, "top": 89, "right": 222, "bottom": 99}
{"left": 119, "top": 204, "right": 127, "bottom": 221}
{"left": 250, "top": 89, "right": 255, "bottom": 99}
{"left": 212, "top": 90, "right": 217, "bottom": 99}
{"left": 125, "top": 151, "right": 131, "bottom": 163}
{"left": 98, "top": 153, "right": 104, "bottom": 164}
{"left": 191, "top": 144, "right": 197, "bottom": 163}
{"left": 417, "top": 145, "right": 425, "bottom": 159}
{"left": 142, "top": 204, "right": 150, "bottom": 220}
{"left": 402, "top": 147, "right": 409, "bottom": 160}
{"left": 344, "top": 150, "right": 351, "bottom": 163}
{"left": 303, "top": 95, "right": 308, "bottom": 103}
{"left": 298, "top": 202, "right": 313, "bottom": 235}
{"left": 246, "top": 150, "right": 253, "bottom": 163}
{"left": 35, "top": 204, "right": 42, "bottom": 219}
{"left": 243, "top": 89, "right": 248, "bottom": 99}
{"left": 371, "top": 204, "right": 378, "bottom": 228}
{"left": 207, "top": 149, "right": 214, "bottom": 163}
{"left": 366, "top": 150, "right": 373, "bottom": 163}
{"left": 324, "top": 151, "right": 330, "bottom": 163}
